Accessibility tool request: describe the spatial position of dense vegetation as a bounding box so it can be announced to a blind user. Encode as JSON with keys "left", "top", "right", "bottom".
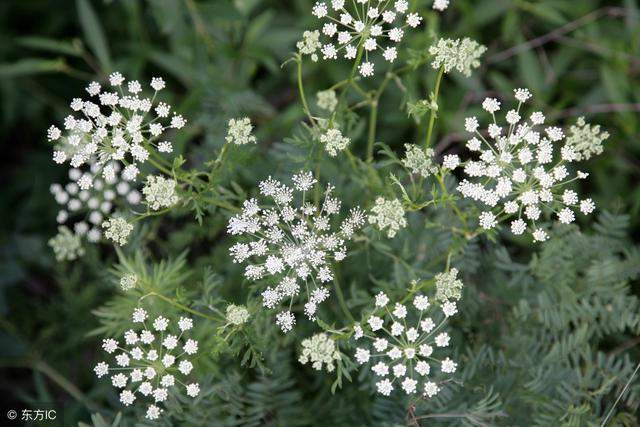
{"left": 1, "top": 0, "right": 639, "bottom": 426}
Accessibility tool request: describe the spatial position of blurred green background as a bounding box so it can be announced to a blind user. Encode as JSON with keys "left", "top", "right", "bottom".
{"left": 0, "top": 0, "right": 638, "bottom": 425}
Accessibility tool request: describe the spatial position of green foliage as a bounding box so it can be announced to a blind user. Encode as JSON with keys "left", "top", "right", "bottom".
{"left": 1, "top": 0, "right": 639, "bottom": 426}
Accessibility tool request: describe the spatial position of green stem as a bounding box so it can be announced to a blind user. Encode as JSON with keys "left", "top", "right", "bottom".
{"left": 366, "top": 70, "right": 393, "bottom": 162}
{"left": 296, "top": 55, "right": 314, "bottom": 124}
{"left": 333, "top": 278, "right": 355, "bottom": 323}
{"left": 367, "top": 98, "right": 378, "bottom": 162}
{"left": 332, "top": 40, "right": 366, "bottom": 126}
{"left": 424, "top": 66, "right": 445, "bottom": 149}
{"left": 147, "top": 156, "right": 173, "bottom": 176}
{"left": 200, "top": 195, "right": 241, "bottom": 213}
{"left": 436, "top": 172, "right": 468, "bottom": 230}
{"left": 139, "top": 292, "right": 224, "bottom": 322}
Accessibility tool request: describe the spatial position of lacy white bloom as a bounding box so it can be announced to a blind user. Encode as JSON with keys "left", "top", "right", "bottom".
{"left": 368, "top": 197, "right": 407, "bottom": 238}
{"left": 226, "top": 117, "right": 257, "bottom": 145}
{"left": 226, "top": 304, "right": 250, "bottom": 325}
{"left": 48, "top": 226, "right": 85, "bottom": 261}
{"left": 429, "top": 38, "right": 486, "bottom": 77}
{"left": 298, "top": 333, "right": 341, "bottom": 372}
{"left": 435, "top": 268, "right": 463, "bottom": 302}
{"left": 93, "top": 309, "right": 199, "bottom": 421}
{"left": 320, "top": 128, "right": 350, "bottom": 157}
{"left": 565, "top": 117, "right": 609, "bottom": 161}
{"left": 457, "top": 88, "right": 602, "bottom": 241}
{"left": 402, "top": 145, "right": 437, "bottom": 177}
{"left": 297, "top": 30, "right": 322, "bottom": 61}
{"left": 432, "top": 0, "right": 449, "bottom": 11}
{"left": 50, "top": 163, "right": 141, "bottom": 247}
{"left": 354, "top": 291, "right": 458, "bottom": 397}
{"left": 120, "top": 274, "right": 138, "bottom": 291}
{"left": 102, "top": 217, "right": 133, "bottom": 246}
{"left": 142, "top": 175, "right": 179, "bottom": 210}
{"left": 317, "top": 89, "right": 338, "bottom": 112}
{"left": 227, "top": 171, "right": 365, "bottom": 332}
{"left": 307, "top": 0, "right": 433, "bottom": 77}
{"left": 48, "top": 72, "right": 185, "bottom": 189}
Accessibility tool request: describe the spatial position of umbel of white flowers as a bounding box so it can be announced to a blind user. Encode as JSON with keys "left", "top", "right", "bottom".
{"left": 142, "top": 175, "right": 179, "bottom": 211}
{"left": 102, "top": 217, "right": 133, "bottom": 246}
{"left": 302, "top": 0, "right": 447, "bottom": 77}
{"left": 227, "top": 171, "right": 365, "bottom": 333}
{"left": 402, "top": 144, "right": 438, "bottom": 177}
{"left": 47, "top": 72, "right": 185, "bottom": 189}
{"left": 368, "top": 197, "right": 407, "bottom": 238}
{"left": 93, "top": 308, "right": 199, "bottom": 421}
{"left": 50, "top": 163, "right": 141, "bottom": 245}
{"left": 48, "top": 226, "right": 85, "bottom": 261}
{"left": 456, "top": 88, "right": 603, "bottom": 242}
{"left": 429, "top": 37, "right": 487, "bottom": 77}
{"left": 298, "top": 332, "right": 341, "bottom": 372}
{"left": 225, "top": 304, "right": 250, "bottom": 325}
{"left": 226, "top": 117, "right": 257, "bottom": 145}
{"left": 353, "top": 281, "right": 462, "bottom": 397}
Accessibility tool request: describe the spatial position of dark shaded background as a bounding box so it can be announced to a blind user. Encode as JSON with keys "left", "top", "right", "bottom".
{"left": 0, "top": 0, "right": 638, "bottom": 424}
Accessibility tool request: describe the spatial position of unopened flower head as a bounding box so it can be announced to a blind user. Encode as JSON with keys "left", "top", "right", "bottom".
{"left": 120, "top": 274, "right": 138, "bottom": 291}
{"left": 227, "top": 171, "right": 365, "bottom": 332}
{"left": 226, "top": 117, "right": 257, "bottom": 145}
{"left": 298, "top": 332, "right": 341, "bottom": 372}
{"left": 368, "top": 197, "right": 407, "bottom": 238}
{"left": 354, "top": 291, "right": 459, "bottom": 397}
{"left": 402, "top": 144, "right": 437, "bottom": 177}
{"left": 48, "top": 72, "right": 185, "bottom": 189}
{"left": 297, "top": 30, "right": 322, "bottom": 61}
{"left": 93, "top": 309, "right": 199, "bottom": 421}
{"left": 316, "top": 89, "right": 338, "bottom": 112}
{"left": 458, "top": 88, "right": 601, "bottom": 241}
{"left": 307, "top": 0, "right": 434, "bottom": 77}
{"left": 565, "top": 117, "right": 609, "bottom": 161}
{"left": 320, "top": 128, "right": 350, "bottom": 157}
{"left": 435, "top": 268, "right": 463, "bottom": 302}
{"left": 142, "top": 175, "right": 179, "bottom": 211}
{"left": 226, "top": 304, "right": 250, "bottom": 326}
{"left": 50, "top": 163, "right": 141, "bottom": 246}
{"left": 49, "top": 226, "right": 85, "bottom": 261}
{"left": 429, "top": 38, "right": 486, "bottom": 77}
{"left": 102, "top": 217, "right": 133, "bottom": 246}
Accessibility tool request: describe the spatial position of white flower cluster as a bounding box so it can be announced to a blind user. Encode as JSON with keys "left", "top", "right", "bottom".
{"left": 402, "top": 144, "right": 437, "bottom": 177}
{"left": 434, "top": 268, "right": 463, "bottom": 302}
{"left": 120, "top": 274, "right": 138, "bottom": 291}
{"left": 565, "top": 116, "right": 609, "bottom": 161}
{"left": 225, "top": 304, "right": 250, "bottom": 326}
{"left": 47, "top": 72, "right": 185, "bottom": 189}
{"left": 307, "top": 0, "right": 432, "bottom": 77}
{"left": 316, "top": 89, "right": 338, "bottom": 112}
{"left": 93, "top": 309, "right": 199, "bottom": 421}
{"left": 50, "top": 163, "right": 141, "bottom": 245}
{"left": 102, "top": 217, "right": 134, "bottom": 246}
{"left": 226, "top": 117, "right": 257, "bottom": 145}
{"left": 457, "top": 88, "right": 601, "bottom": 242}
{"left": 298, "top": 332, "right": 341, "bottom": 372}
{"left": 320, "top": 128, "right": 350, "bottom": 157}
{"left": 227, "top": 171, "right": 365, "bottom": 332}
{"left": 354, "top": 290, "right": 459, "bottom": 397}
{"left": 48, "top": 226, "right": 85, "bottom": 261}
{"left": 429, "top": 38, "right": 487, "bottom": 77}
{"left": 368, "top": 197, "right": 407, "bottom": 238}
{"left": 432, "top": 0, "right": 450, "bottom": 11}
{"left": 142, "top": 175, "right": 179, "bottom": 211}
